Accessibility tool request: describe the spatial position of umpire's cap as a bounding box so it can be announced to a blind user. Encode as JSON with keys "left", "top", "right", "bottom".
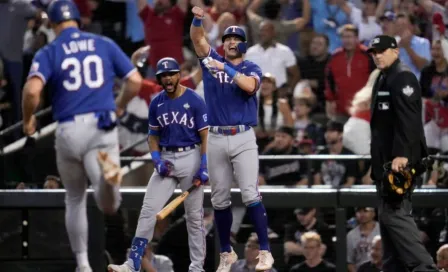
{"left": 222, "top": 26, "right": 247, "bottom": 53}
{"left": 156, "top": 57, "right": 180, "bottom": 76}
{"left": 47, "top": 0, "right": 81, "bottom": 24}
{"left": 367, "top": 35, "right": 398, "bottom": 53}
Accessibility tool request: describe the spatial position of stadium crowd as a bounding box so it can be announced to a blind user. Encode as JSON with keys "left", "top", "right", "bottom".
{"left": 2, "top": 0, "right": 448, "bottom": 271}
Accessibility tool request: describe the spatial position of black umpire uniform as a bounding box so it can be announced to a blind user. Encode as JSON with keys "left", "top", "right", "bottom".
{"left": 368, "top": 35, "right": 438, "bottom": 272}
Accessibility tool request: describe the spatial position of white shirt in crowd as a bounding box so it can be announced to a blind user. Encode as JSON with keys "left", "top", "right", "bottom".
{"left": 245, "top": 42, "right": 297, "bottom": 88}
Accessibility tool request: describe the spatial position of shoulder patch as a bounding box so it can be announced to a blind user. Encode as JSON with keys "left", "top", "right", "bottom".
{"left": 402, "top": 85, "right": 414, "bottom": 96}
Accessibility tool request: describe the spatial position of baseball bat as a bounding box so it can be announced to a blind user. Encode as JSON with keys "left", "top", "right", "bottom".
{"left": 156, "top": 180, "right": 201, "bottom": 221}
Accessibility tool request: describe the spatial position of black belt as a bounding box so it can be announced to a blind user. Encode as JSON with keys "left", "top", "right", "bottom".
{"left": 161, "top": 144, "right": 196, "bottom": 152}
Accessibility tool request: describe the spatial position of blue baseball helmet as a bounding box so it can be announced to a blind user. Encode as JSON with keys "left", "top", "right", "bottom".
{"left": 221, "top": 26, "right": 247, "bottom": 54}
{"left": 47, "top": 0, "right": 81, "bottom": 24}
{"left": 156, "top": 57, "right": 180, "bottom": 76}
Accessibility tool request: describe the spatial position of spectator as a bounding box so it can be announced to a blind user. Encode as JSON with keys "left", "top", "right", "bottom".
{"left": 296, "top": 34, "right": 331, "bottom": 114}
{"left": 289, "top": 231, "right": 336, "bottom": 272}
{"left": 245, "top": 20, "right": 301, "bottom": 96}
{"left": 421, "top": 39, "right": 448, "bottom": 155}
{"left": 209, "top": 12, "right": 237, "bottom": 56}
{"left": 325, "top": 24, "right": 374, "bottom": 122}
{"left": 437, "top": 244, "right": 448, "bottom": 271}
{"left": 347, "top": 207, "right": 380, "bottom": 272}
{"left": 205, "top": 0, "right": 245, "bottom": 24}
{"left": 0, "top": 0, "right": 38, "bottom": 127}
{"left": 284, "top": 208, "right": 333, "bottom": 268}
{"left": 357, "top": 235, "right": 382, "bottom": 272}
{"left": 313, "top": 121, "right": 358, "bottom": 187}
{"left": 140, "top": 242, "right": 174, "bottom": 272}
{"left": 246, "top": 0, "right": 310, "bottom": 46}
{"left": 256, "top": 73, "right": 285, "bottom": 151}
{"left": 310, "top": 0, "right": 362, "bottom": 52}
{"left": 358, "top": 0, "right": 382, "bottom": 45}
{"left": 395, "top": 12, "right": 431, "bottom": 79}
{"left": 43, "top": 175, "right": 61, "bottom": 189}
{"left": 378, "top": 11, "right": 397, "bottom": 37}
{"left": 259, "top": 126, "right": 309, "bottom": 186}
{"left": 136, "top": 0, "right": 211, "bottom": 74}
{"left": 230, "top": 234, "right": 279, "bottom": 272}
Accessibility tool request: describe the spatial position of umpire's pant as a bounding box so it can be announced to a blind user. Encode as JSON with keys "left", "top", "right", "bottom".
{"left": 376, "top": 185, "right": 438, "bottom": 272}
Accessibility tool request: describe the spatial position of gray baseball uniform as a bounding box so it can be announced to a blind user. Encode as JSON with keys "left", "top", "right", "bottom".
{"left": 55, "top": 113, "right": 122, "bottom": 254}
{"left": 132, "top": 148, "right": 205, "bottom": 271}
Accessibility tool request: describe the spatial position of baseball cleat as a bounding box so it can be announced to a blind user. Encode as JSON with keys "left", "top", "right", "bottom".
{"left": 107, "top": 263, "right": 134, "bottom": 272}
{"left": 255, "top": 250, "right": 274, "bottom": 271}
{"left": 216, "top": 247, "right": 238, "bottom": 272}
{"left": 75, "top": 267, "right": 92, "bottom": 272}
{"left": 97, "top": 151, "right": 122, "bottom": 186}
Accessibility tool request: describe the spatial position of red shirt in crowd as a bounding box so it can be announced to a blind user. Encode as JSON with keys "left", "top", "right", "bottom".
{"left": 205, "top": 6, "right": 244, "bottom": 23}
{"left": 138, "top": 77, "right": 196, "bottom": 105}
{"left": 325, "top": 45, "right": 374, "bottom": 116}
{"left": 139, "top": 5, "right": 185, "bottom": 69}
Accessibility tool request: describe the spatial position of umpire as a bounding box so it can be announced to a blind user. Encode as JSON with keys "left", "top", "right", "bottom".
{"left": 367, "top": 35, "right": 439, "bottom": 272}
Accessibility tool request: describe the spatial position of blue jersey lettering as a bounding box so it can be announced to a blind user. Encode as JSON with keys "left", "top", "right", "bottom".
{"left": 199, "top": 48, "right": 262, "bottom": 126}
{"left": 148, "top": 89, "right": 208, "bottom": 147}
{"left": 27, "top": 27, "right": 136, "bottom": 121}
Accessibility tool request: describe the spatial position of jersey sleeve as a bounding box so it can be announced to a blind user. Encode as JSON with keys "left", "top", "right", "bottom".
{"left": 244, "top": 62, "right": 262, "bottom": 93}
{"left": 148, "top": 98, "right": 160, "bottom": 132}
{"left": 105, "top": 38, "right": 136, "bottom": 79}
{"left": 27, "top": 48, "right": 52, "bottom": 84}
{"left": 194, "top": 95, "right": 209, "bottom": 131}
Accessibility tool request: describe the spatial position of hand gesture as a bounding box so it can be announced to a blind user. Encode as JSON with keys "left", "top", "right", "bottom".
{"left": 202, "top": 57, "right": 224, "bottom": 77}
{"left": 192, "top": 6, "right": 204, "bottom": 19}
{"left": 23, "top": 115, "right": 36, "bottom": 136}
{"left": 154, "top": 160, "right": 174, "bottom": 177}
{"left": 391, "top": 157, "right": 409, "bottom": 172}
{"left": 399, "top": 30, "right": 412, "bottom": 48}
{"left": 278, "top": 98, "right": 291, "bottom": 114}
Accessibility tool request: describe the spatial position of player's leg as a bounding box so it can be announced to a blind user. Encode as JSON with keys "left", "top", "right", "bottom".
{"left": 178, "top": 149, "right": 206, "bottom": 272}
{"left": 229, "top": 129, "right": 273, "bottom": 270}
{"left": 83, "top": 129, "right": 121, "bottom": 214}
{"left": 208, "top": 133, "right": 238, "bottom": 271}
{"left": 55, "top": 126, "right": 91, "bottom": 270}
{"left": 108, "top": 173, "right": 178, "bottom": 272}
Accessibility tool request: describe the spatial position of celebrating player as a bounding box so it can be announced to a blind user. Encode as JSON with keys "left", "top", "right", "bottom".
{"left": 190, "top": 6, "right": 274, "bottom": 272}
{"left": 21, "top": 1, "right": 142, "bottom": 271}
{"left": 107, "top": 57, "right": 209, "bottom": 272}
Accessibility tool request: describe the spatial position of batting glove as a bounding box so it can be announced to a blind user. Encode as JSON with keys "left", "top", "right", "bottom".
{"left": 201, "top": 57, "right": 218, "bottom": 78}
{"left": 151, "top": 151, "right": 174, "bottom": 177}
{"left": 194, "top": 154, "right": 209, "bottom": 185}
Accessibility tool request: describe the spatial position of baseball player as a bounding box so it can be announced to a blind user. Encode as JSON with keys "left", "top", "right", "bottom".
{"left": 190, "top": 6, "right": 274, "bottom": 272}
{"left": 21, "top": 1, "right": 142, "bottom": 271}
{"left": 107, "top": 57, "right": 209, "bottom": 272}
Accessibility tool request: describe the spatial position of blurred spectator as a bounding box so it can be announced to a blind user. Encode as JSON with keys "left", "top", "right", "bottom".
{"left": 346, "top": 207, "right": 380, "bottom": 272}
{"left": 421, "top": 39, "right": 448, "bottom": 155}
{"left": 437, "top": 244, "right": 448, "bottom": 271}
{"left": 395, "top": 12, "right": 431, "bottom": 79}
{"left": 325, "top": 24, "right": 374, "bottom": 122}
{"left": 279, "top": 0, "right": 313, "bottom": 54}
{"left": 205, "top": 0, "right": 245, "bottom": 24}
{"left": 296, "top": 34, "right": 331, "bottom": 113}
{"left": 378, "top": 11, "right": 397, "bottom": 37}
{"left": 140, "top": 242, "right": 174, "bottom": 272}
{"left": 358, "top": 0, "right": 382, "bottom": 45}
{"left": 209, "top": 12, "right": 237, "bottom": 56}
{"left": 313, "top": 121, "right": 358, "bottom": 187}
{"left": 246, "top": 0, "right": 310, "bottom": 46}
{"left": 289, "top": 231, "right": 336, "bottom": 272}
{"left": 284, "top": 208, "right": 333, "bottom": 268}
{"left": 310, "top": 0, "right": 362, "bottom": 52}
{"left": 43, "top": 175, "right": 61, "bottom": 189}
{"left": 357, "top": 235, "right": 382, "bottom": 272}
{"left": 136, "top": 0, "right": 211, "bottom": 73}
{"left": 259, "top": 126, "right": 309, "bottom": 186}
{"left": 230, "top": 233, "right": 279, "bottom": 272}
{"left": 245, "top": 20, "right": 301, "bottom": 96}
{"left": 255, "top": 73, "right": 284, "bottom": 151}
{"left": 0, "top": 0, "right": 38, "bottom": 127}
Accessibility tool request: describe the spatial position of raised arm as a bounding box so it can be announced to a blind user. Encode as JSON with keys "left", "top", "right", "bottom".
{"left": 190, "top": 6, "right": 211, "bottom": 58}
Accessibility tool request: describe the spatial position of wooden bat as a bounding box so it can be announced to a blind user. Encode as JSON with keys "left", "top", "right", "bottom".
{"left": 156, "top": 180, "right": 201, "bottom": 221}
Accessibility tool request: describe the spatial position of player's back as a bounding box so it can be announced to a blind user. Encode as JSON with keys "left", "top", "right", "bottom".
{"left": 33, "top": 27, "right": 131, "bottom": 121}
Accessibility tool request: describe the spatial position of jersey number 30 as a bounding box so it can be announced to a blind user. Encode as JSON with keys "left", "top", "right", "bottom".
{"left": 61, "top": 55, "right": 104, "bottom": 91}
